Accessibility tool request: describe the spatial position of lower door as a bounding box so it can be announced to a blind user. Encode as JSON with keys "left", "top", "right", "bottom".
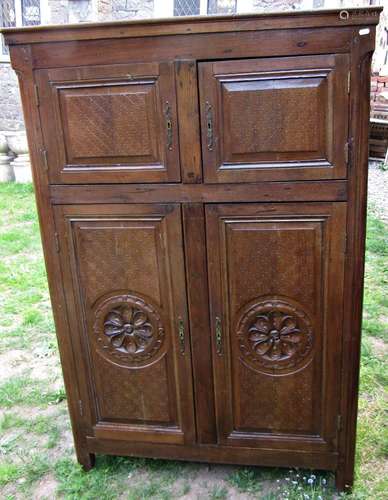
{"left": 206, "top": 202, "right": 346, "bottom": 453}
{"left": 54, "top": 203, "right": 195, "bottom": 445}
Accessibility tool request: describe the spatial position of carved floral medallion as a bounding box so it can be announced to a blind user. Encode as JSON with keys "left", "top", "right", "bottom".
{"left": 93, "top": 293, "right": 165, "bottom": 368}
{"left": 237, "top": 299, "right": 313, "bottom": 375}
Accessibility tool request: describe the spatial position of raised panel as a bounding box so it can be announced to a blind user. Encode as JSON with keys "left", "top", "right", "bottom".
{"left": 206, "top": 202, "right": 346, "bottom": 451}
{"left": 60, "top": 84, "right": 160, "bottom": 164}
{"left": 54, "top": 204, "right": 195, "bottom": 444}
{"left": 199, "top": 54, "right": 349, "bottom": 182}
{"left": 36, "top": 62, "right": 180, "bottom": 184}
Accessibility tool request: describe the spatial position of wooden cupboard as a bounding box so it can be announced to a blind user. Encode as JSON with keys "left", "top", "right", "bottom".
{"left": 2, "top": 6, "right": 382, "bottom": 491}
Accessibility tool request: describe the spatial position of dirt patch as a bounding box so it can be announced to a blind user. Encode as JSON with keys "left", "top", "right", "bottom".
{"left": 0, "top": 350, "right": 30, "bottom": 383}
{"left": 368, "top": 336, "right": 388, "bottom": 358}
{"left": 32, "top": 473, "right": 58, "bottom": 500}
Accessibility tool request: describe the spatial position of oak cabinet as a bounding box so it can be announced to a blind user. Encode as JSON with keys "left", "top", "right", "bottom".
{"left": 3, "top": 6, "right": 382, "bottom": 492}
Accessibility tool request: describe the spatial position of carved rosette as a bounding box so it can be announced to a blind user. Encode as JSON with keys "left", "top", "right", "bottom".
{"left": 237, "top": 299, "right": 313, "bottom": 375}
{"left": 93, "top": 293, "right": 165, "bottom": 368}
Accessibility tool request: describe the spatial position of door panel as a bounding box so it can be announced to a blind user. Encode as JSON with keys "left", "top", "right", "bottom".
{"left": 206, "top": 202, "right": 346, "bottom": 452}
{"left": 37, "top": 62, "right": 180, "bottom": 183}
{"left": 199, "top": 55, "right": 349, "bottom": 183}
{"left": 54, "top": 204, "right": 195, "bottom": 444}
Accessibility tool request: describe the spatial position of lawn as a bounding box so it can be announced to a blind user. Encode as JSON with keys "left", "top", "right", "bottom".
{"left": 0, "top": 182, "right": 387, "bottom": 499}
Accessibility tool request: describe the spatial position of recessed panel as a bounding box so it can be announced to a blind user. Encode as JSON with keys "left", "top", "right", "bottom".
{"left": 60, "top": 84, "right": 159, "bottom": 164}
{"left": 36, "top": 62, "right": 180, "bottom": 183}
{"left": 223, "top": 77, "right": 324, "bottom": 160}
{"left": 200, "top": 54, "right": 349, "bottom": 182}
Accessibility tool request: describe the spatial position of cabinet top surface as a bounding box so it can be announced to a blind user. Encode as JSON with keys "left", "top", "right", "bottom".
{"left": 1, "top": 6, "right": 382, "bottom": 45}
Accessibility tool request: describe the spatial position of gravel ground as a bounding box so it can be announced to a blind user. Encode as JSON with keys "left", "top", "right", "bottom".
{"left": 368, "top": 161, "right": 388, "bottom": 221}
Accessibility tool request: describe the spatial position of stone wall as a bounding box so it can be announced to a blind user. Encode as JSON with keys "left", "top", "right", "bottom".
{"left": 48, "top": 0, "right": 70, "bottom": 24}
{"left": 253, "top": 0, "right": 302, "bottom": 10}
{"left": 0, "top": 64, "right": 24, "bottom": 131}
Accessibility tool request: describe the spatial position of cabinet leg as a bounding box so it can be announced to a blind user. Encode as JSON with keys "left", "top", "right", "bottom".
{"left": 335, "top": 465, "right": 353, "bottom": 492}
{"left": 77, "top": 449, "right": 96, "bottom": 471}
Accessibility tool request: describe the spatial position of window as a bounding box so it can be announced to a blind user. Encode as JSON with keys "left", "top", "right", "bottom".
{"left": 174, "top": 0, "right": 201, "bottom": 17}
{"left": 154, "top": 0, "right": 241, "bottom": 19}
{"left": 0, "top": 0, "right": 48, "bottom": 61}
{"left": 207, "top": 0, "right": 237, "bottom": 15}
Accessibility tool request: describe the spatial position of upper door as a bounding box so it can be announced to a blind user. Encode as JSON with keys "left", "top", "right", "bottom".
{"left": 54, "top": 203, "right": 195, "bottom": 445}
{"left": 199, "top": 54, "right": 349, "bottom": 183}
{"left": 36, "top": 62, "right": 180, "bottom": 184}
{"left": 206, "top": 202, "right": 346, "bottom": 453}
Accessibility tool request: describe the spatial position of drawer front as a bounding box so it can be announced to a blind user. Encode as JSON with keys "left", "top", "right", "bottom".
{"left": 206, "top": 202, "right": 346, "bottom": 452}
{"left": 54, "top": 203, "right": 195, "bottom": 444}
{"left": 199, "top": 54, "right": 349, "bottom": 183}
{"left": 36, "top": 62, "right": 180, "bottom": 184}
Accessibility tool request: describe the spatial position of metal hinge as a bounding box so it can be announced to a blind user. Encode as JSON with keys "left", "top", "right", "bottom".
{"left": 78, "top": 400, "right": 83, "bottom": 417}
{"left": 347, "top": 71, "right": 351, "bottom": 94}
{"left": 178, "top": 318, "right": 185, "bottom": 354}
{"left": 41, "top": 149, "right": 48, "bottom": 171}
{"left": 54, "top": 232, "right": 60, "bottom": 253}
{"left": 343, "top": 234, "right": 348, "bottom": 255}
{"left": 345, "top": 141, "right": 352, "bottom": 167}
{"left": 34, "top": 84, "right": 40, "bottom": 107}
{"left": 337, "top": 415, "right": 342, "bottom": 432}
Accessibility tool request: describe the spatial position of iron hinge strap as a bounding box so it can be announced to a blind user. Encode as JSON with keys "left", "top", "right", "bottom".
{"left": 54, "top": 232, "right": 60, "bottom": 253}
{"left": 215, "top": 316, "right": 222, "bottom": 355}
{"left": 34, "top": 84, "right": 40, "bottom": 107}
{"left": 178, "top": 317, "right": 185, "bottom": 354}
{"left": 78, "top": 400, "right": 83, "bottom": 417}
{"left": 345, "top": 140, "right": 352, "bottom": 168}
{"left": 41, "top": 149, "right": 48, "bottom": 171}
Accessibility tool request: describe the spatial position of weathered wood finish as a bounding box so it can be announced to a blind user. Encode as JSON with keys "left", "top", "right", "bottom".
{"left": 3, "top": 6, "right": 381, "bottom": 491}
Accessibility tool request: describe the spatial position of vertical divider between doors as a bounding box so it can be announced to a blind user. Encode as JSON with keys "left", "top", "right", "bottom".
{"left": 182, "top": 203, "right": 217, "bottom": 444}
{"left": 175, "top": 60, "right": 203, "bottom": 183}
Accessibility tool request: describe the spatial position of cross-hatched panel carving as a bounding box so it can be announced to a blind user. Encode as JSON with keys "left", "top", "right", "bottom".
{"left": 61, "top": 85, "right": 157, "bottom": 162}
{"left": 174, "top": 0, "right": 200, "bottom": 16}
{"left": 97, "top": 352, "right": 171, "bottom": 422}
{"left": 225, "top": 84, "right": 321, "bottom": 155}
{"left": 74, "top": 222, "right": 162, "bottom": 308}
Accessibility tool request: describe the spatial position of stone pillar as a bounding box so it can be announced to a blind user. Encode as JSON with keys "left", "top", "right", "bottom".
{"left": 7, "top": 132, "right": 32, "bottom": 183}
{"left": 0, "top": 132, "right": 14, "bottom": 182}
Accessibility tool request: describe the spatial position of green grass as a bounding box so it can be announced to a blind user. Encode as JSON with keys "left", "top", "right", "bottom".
{"left": 0, "top": 183, "right": 386, "bottom": 499}
{"left": 209, "top": 484, "right": 228, "bottom": 499}
{"left": 228, "top": 468, "right": 264, "bottom": 493}
{"left": 0, "top": 376, "right": 66, "bottom": 408}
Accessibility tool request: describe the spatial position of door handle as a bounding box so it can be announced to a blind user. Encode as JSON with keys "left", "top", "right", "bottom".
{"left": 165, "top": 101, "right": 173, "bottom": 151}
{"left": 215, "top": 316, "right": 222, "bottom": 355}
{"left": 178, "top": 317, "right": 185, "bottom": 354}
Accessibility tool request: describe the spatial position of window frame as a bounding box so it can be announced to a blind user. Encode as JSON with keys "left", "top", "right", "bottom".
{"left": 154, "top": 0, "right": 249, "bottom": 18}
{"left": 154, "top": 0, "right": 208, "bottom": 18}
{"left": 1, "top": 0, "right": 48, "bottom": 62}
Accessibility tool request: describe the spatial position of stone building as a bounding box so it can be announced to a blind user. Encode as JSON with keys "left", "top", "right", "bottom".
{"left": 0, "top": 0, "right": 386, "bottom": 179}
